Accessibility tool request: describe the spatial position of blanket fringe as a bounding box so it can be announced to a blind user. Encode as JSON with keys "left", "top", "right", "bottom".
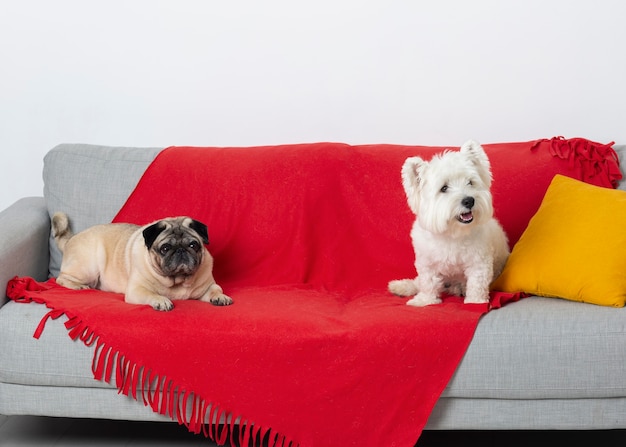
{"left": 82, "top": 321, "right": 298, "bottom": 447}
{"left": 531, "top": 136, "right": 622, "bottom": 187}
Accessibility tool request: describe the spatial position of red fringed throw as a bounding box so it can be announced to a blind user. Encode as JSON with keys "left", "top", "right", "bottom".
{"left": 7, "top": 138, "right": 620, "bottom": 447}
{"left": 8, "top": 277, "right": 509, "bottom": 447}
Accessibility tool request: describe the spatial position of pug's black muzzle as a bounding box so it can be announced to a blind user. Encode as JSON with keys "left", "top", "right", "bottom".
{"left": 162, "top": 247, "right": 199, "bottom": 276}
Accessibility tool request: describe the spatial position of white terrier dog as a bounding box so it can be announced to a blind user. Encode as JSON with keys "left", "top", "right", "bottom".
{"left": 388, "top": 140, "right": 510, "bottom": 306}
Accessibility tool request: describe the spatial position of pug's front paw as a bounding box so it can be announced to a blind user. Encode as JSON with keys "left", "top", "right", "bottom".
{"left": 150, "top": 296, "right": 174, "bottom": 311}
{"left": 210, "top": 294, "right": 233, "bottom": 306}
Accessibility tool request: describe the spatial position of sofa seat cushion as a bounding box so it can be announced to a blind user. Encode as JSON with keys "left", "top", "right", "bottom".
{"left": 4, "top": 297, "right": 626, "bottom": 401}
{"left": 444, "top": 297, "right": 626, "bottom": 399}
{"left": 0, "top": 301, "right": 108, "bottom": 388}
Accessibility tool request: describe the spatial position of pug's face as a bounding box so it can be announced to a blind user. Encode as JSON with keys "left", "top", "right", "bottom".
{"left": 142, "top": 217, "right": 209, "bottom": 278}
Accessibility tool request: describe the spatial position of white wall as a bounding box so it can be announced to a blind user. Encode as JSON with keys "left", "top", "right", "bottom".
{"left": 2, "top": 0, "right": 625, "bottom": 211}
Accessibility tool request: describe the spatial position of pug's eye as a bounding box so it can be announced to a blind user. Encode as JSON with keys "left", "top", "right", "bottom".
{"left": 188, "top": 241, "right": 200, "bottom": 252}
{"left": 159, "top": 244, "right": 172, "bottom": 255}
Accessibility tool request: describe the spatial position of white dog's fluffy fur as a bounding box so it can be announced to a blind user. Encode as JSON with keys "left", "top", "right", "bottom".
{"left": 388, "top": 140, "right": 510, "bottom": 306}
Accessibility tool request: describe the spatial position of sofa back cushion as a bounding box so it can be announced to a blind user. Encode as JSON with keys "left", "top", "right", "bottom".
{"left": 358, "top": 139, "right": 622, "bottom": 252}
{"left": 44, "top": 139, "right": 623, "bottom": 287}
{"left": 111, "top": 139, "right": 622, "bottom": 292}
{"left": 43, "top": 144, "right": 162, "bottom": 277}
{"left": 615, "top": 144, "right": 626, "bottom": 191}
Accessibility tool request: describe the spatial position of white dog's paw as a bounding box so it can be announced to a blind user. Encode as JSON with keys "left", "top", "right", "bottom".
{"left": 406, "top": 292, "right": 442, "bottom": 307}
{"left": 388, "top": 279, "right": 419, "bottom": 297}
{"left": 209, "top": 293, "right": 233, "bottom": 306}
{"left": 150, "top": 296, "right": 174, "bottom": 312}
{"left": 463, "top": 293, "right": 490, "bottom": 304}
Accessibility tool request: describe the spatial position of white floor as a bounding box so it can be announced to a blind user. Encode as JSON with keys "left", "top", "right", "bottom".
{"left": 0, "top": 415, "right": 217, "bottom": 446}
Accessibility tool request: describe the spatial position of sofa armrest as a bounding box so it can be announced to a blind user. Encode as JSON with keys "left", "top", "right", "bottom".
{"left": 0, "top": 197, "right": 50, "bottom": 307}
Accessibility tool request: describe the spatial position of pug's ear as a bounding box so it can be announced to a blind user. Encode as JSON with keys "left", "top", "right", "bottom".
{"left": 143, "top": 222, "right": 166, "bottom": 249}
{"left": 189, "top": 219, "right": 209, "bottom": 245}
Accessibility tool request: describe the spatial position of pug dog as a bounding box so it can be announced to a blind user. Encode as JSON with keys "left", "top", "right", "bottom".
{"left": 51, "top": 212, "right": 232, "bottom": 311}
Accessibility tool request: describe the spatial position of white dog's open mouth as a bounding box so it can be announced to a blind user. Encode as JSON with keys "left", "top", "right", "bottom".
{"left": 457, "top": 212, "right": 474, "bottom": 224}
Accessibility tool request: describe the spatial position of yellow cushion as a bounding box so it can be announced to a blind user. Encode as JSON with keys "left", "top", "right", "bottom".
{"left": 491, "top": 174, "right": 626, "bottom": 307}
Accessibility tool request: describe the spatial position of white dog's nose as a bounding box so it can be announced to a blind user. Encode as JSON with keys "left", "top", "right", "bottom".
{"left": 461, "top": 196, "right": 475, "bottom": 209}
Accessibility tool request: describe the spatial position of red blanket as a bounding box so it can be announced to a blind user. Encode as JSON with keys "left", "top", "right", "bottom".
{"left": 7, "top": 138, "right": 620, "bottom": 447}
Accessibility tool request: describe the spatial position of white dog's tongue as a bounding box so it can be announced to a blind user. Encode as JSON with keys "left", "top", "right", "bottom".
{"left": 459, "top": 212, "right": 474, "bottom": 223}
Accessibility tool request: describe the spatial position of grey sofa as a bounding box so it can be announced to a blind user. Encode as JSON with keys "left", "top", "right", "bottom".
{"left": 1, "top": 143, "right": 626, "bottom": 432}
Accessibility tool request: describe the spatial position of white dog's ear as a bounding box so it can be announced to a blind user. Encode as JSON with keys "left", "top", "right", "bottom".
{"left": 401, "top": 156, "right": 427, "bottom": 214}
{"left": 460, "top": 140, "right": 492, "bottom": 187}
